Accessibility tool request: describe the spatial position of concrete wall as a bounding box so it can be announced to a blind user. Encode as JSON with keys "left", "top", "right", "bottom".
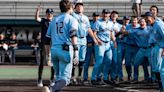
{"left": 0, "top": 0, "right": 164, "bottom": 20}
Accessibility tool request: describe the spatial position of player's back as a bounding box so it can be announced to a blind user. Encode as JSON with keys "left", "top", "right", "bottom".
{"left": 47, "top": 13, "right": 78, "bottom": 45}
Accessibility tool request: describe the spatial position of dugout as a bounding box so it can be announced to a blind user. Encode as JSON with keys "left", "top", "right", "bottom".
{"left": 0, "top": 19, "right": 41, "bottom": 63}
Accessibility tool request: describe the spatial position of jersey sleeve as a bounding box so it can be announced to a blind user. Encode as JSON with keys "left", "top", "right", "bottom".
{"left": 86, "top": 17, "right": 91, "bottom": 29}
{"left": 157, "top": 22, "right": 164, "bottom": 39}
{"left": 69, "top": 17, "right": 79, "bottom": 37}
{"left": 92, "top": 21, "right": 100, "bottom": 32}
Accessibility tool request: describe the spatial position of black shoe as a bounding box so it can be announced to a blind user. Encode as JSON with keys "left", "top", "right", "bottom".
{"left": 97, "top": 78, "right": 101, "bottom": 82}
{"left": 91, "top": 80, "right": 100, "bottom": 85}
{"left": 119, "top": 78, "right": 124, "bottom": 83}
{"left": 131, "top": 79, "right": 138, "bottom": 84}
{"left": 104, "top": 80, "right": 112, "bottom": 85}
{"left": 111, "top": 79, "right": 116, "bottom": 84}
{"left": 128, "top": 76, "right": 132, "bottom": 81}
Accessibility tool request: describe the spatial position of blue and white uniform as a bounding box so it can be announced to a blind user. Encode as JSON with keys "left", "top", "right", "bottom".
{"left": 46, "top": 13, "right": 78, "bottom": 85}
{"left": 91, "top": 18, "right": 113, "bottom": 81}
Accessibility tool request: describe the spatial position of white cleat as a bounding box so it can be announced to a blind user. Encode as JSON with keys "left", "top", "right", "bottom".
{"left": 37, "top": 80, "right": 43, "bottom": 87}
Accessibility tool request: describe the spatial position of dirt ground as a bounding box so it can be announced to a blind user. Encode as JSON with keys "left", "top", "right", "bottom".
{"left": 0, "top": 79, "right": 159, "bottom": 92}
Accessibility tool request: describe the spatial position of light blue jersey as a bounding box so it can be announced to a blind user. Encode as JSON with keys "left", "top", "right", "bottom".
{"left": 46, "top": 13, "right": 78, "bottom": 45}
{"left": 93, "top": 18, "right": 113, "bottom": 42}
{"left": 131, "top": 26, "right": 153, "bottom": 48}
{"left": 152, "top": 20, "right": 164, "bottom": 48}
{"left": 72, "top": 12, "right": 90, "bottom": 45}
{"left": 126, "top": 24, "right": 140, "bottom": 45}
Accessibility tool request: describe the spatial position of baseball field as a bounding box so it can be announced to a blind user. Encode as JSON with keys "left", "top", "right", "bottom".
{"left": 0, "top": 64, "right": 159, "bottom": 92}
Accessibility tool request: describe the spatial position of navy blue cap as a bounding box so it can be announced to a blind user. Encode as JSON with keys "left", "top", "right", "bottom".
{"left": 145, "top": 12, "right": 153, "bottom": 17}
{"left": 75, "top": 2, "right": 83, "bottom": 8}
{"left": 102, "top": 9, "right": 110, "bottom": 13}
{"left": 123, "top": 16, "right": 130, "bottom": 20}
{"left": 111, "top": 10, "right": 119, "bottom": 14}
{"left": 46, "top": 8, "right": 54, "bottom": 14}
{"left": 92, "top": 12, "right": 99, "bottom": 16}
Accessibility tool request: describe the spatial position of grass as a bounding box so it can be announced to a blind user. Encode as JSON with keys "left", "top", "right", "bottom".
{"left": 0, "top": 65, "right": 146, "bottom": 80}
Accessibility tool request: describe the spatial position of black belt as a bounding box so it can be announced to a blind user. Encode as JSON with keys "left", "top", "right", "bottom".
{"left": 102, "top": 41, "right": 109, "bottom": 43}
{"left": 79, "top": 37, "right": 84, "bottom": 38}
{"left": 140, "top": 46, "right": 152, "bottom": 49}
{"left": 128, "top": 44, "right": 138, "bottom": 47}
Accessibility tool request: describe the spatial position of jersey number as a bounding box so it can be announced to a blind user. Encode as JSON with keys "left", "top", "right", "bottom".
{"left": 56, "top": 22, "right": 64, "bottom": 34}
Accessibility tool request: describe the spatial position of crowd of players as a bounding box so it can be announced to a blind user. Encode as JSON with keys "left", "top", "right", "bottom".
{"left": 35, "top": 0, "right": 164, "bottom": 92}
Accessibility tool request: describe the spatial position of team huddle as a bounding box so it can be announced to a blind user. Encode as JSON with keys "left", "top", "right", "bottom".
{"left": 34, "top": 0, "right": 164, "bottom": 92}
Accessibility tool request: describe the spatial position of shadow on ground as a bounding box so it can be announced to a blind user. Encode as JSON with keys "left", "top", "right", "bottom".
{"left": 0, "top": 79, "right": 158, "bottom": 92}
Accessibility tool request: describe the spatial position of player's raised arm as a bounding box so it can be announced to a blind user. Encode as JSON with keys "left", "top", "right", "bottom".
{"left": 35, "top": 5, "right": 42, "bottom": 22}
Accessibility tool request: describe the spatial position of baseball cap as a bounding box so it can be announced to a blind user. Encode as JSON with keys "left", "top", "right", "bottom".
{"left": 46, "top": 8, "right": 54, "bottom": 14}
{"left": 92, "top": 12, "right": 99, "bottom": 16}
{"left": 102, "top": 9, "right": 110, "bottom": 14}
{"left": 123, "top": 16, "right": 130, "bottom": 20}
{"left": 144, "top": 12, "right": 153, "bottom": 17}
{"left": 75, "top": 0, "right": 83, "bottom": 8}
{"left": 111, "top": 10, "right": 119, "bottom": 14}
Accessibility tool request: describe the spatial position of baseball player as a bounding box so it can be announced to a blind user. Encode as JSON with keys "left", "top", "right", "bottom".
{"left": 145, "top": 12, "right": 164, "bottom": 92}
{"left": 110, "top": 11, "right": 124, "bottom": 82}
{"left": 124, "top": 16, "right": 140, "bottom": 81}
{"left": 71, "top": 1, "right": 98, "bottom": 85}
{"left": 44, "top": 0, "right": 79, "bottom": 91}
{"left": 35, "top": 6, "right": 55, "bottom": 87}
{"left": 91, "top": 9, "right": 115, "bottom": 85}
{"left": 122, "top": 16, "right": 130, "bottom": 26}
{"left": 125, "top": 18, "right": 153, "bottom": 82}
{"left": 83, "top": 12, "right": 99, "bottom": 83}
{"left": 149, "top": 5, "right": 163, "bottom": 22}
{"left": 148, "top": 5, "right": 163, "bottom": 83}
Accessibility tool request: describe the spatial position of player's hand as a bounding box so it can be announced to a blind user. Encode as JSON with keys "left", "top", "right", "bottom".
{"left": 98, "top": 40, "right": 103, "bottom": 45}
{"left": 121, "top": 25, "right": 126, "bottom": 33}
{"left": 37, "top": 5, "right": 42, "bottom": 11}
{"left": 114, "top": 41, "right": 117, "bottom": 48}
{"left": 93, "top": 38, "right": 98, "bottom": 45}
{"left": 73, "top": 50, "right": 79, "bottom": 65}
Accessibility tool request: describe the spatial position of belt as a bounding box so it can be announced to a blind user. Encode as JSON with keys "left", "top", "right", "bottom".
{"left": 87, "top": 42, "right": 94, "bottom": 46}
{"left": 140, "top": 46, "right": 152, "bottom": 49}
{"left": 79, "top": 37, "right": 84, "bottom": 38}
{"left": 102, "top": 41, "right": 109, "bottom": 43}
{"left": 128, "top": 44, "right": 138, "bottom": 47}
